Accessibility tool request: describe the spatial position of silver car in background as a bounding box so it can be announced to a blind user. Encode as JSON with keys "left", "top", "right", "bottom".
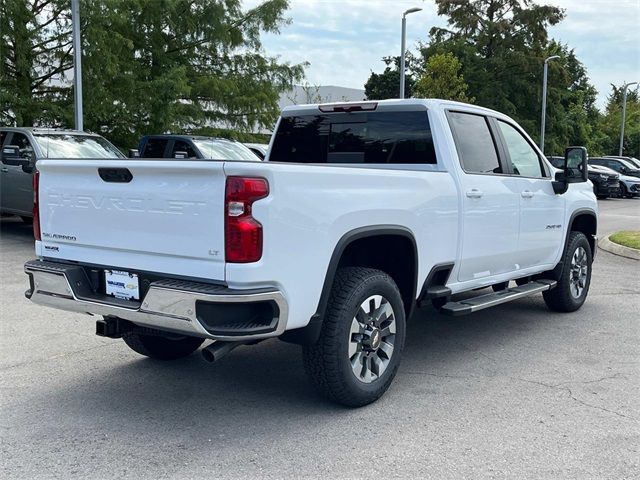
{"left": 0, "top": 128, "right": 124, "bottom": 221}
{"left": 243, "top": 143, "right": 269, "bottom": 160}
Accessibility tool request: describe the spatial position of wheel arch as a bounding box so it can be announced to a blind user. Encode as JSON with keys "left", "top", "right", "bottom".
{"left": 280, "top": 225, "right": 418, "bottom": 345}
{"left": 568, "top": 209, "right": 597, "bottom": 255}
{"left": 547, "top": 208, "right": 598, "bottom": 282}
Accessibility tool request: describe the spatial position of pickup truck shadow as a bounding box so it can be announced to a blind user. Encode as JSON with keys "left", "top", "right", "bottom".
{"left": 21, "top": 297, "right": 561, "bottom": 444}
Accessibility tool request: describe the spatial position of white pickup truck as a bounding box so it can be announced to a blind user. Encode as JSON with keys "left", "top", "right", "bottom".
{"left": 22, "top": 99, "right": 597, "bottom": 406}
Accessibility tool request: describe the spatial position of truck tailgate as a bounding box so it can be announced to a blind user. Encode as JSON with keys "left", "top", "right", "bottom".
{"left": 36, "top": 159, "right": 226, "bottom": 281}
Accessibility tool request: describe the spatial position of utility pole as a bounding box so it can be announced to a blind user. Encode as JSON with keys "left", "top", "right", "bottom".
{"left": 72, "top": 0, "right": 83, "bottom": 131}
{"left": 539, "top": 55, "right": 560, "bottom": 153}
{"left": 399, "top": 7, "right": 422, "bottom": 99}
{"left": 619, "top": 81, "right": 638, "bottom": 156}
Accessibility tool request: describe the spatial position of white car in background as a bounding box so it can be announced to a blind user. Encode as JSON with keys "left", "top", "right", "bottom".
{"left": 590, "top": 164, "right": 640, "bottom": 198}
{"left": 244, "top": 143, "right": 269, "bottom": 160}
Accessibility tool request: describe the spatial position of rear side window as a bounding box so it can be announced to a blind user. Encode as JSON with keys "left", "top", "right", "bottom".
{"left": 448, "top": 112, "right": 501, "bottom": 174}
{"left": 141, "top": 138, "right": 168, "bottom": 158}
{"left": 0, "top": 131, "right": 7, "bottom": 146}
{"left": 270, "top": 111, "right": 437, "bottom": 164}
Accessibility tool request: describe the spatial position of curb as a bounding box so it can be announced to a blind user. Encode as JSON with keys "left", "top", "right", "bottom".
{"left": 598, "top": 234, "right": 640, "bottom": 260}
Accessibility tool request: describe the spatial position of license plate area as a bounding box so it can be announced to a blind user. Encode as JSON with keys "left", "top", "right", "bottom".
{"left": 105, "top": 270, "right": 140, "bottom": 301}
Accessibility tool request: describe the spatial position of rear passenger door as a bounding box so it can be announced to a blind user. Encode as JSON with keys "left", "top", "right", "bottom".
{"left": 448, "top": 111, "right": 519, "bottom": 283}
{"left": 493, "top": 119, "right": 564, "bottom": 270}
{"left": 1, "top": 132, "right": 36, "bottom": 215}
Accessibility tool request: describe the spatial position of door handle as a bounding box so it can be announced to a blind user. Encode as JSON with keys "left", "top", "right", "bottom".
{"left": 521, "top": 190, "right": 535, "bottom": 199}
{"left": 465, "top": 189, "right": 484, "bottom": 199}
{"left": 0, "top": 168, "right": 8, "bottom": 173}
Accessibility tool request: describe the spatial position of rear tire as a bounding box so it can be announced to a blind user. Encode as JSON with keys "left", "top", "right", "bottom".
{"left": 543, "top": 232, "right": 592, "bottom": 312}
{"left": 303, "top": 267, "right": 406, "bottom": 407}
{"left": 122, "top": 331, "right": 204, "bottom": 360}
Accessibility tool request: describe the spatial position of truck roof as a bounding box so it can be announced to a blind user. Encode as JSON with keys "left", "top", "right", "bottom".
{"left": 140, "top": 134, "right": 237, "bottom": 142}
{"left": 281, "top": 98, "right": 510, "bottom": 120}
{"left": 0, "top": 127, "right": 101, "bottom": 136}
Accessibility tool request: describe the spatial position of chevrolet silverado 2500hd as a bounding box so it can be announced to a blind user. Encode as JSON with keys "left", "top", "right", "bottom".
{"left": 22, "top": 99, "right": 597, "bottom": 407}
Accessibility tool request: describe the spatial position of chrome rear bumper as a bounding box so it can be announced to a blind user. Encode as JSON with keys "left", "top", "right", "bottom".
{"left": 24, "top": 260, "right": 288, "bottom": 342}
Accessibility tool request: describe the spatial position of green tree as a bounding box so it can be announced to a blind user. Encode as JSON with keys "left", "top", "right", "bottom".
{"left": 1, "top": 0, "right": 303, "bottom": 147}
{"left": 539, "top": 41, "right": 601, "bottom": 155}
{"left": 80, "top": 0, "right": 305, "bottom": 148}
{"left": 364, "top": 55, "right": 415, "bottom": 100}
{"left": 413, "top": 52, "right": 473, "bottom": 102}
{"left": 597, "top": 85, "right": 640, "bottom": 157}
{"left": 0, "top": 0, "right": 73, "bottom": 126}
{"left": 418, "top": 0, "right": 601, "bottom": 154}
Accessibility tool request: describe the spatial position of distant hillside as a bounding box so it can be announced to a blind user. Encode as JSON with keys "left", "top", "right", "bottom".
{"left": 279, "top": 85, "right": 366, "bottom": 108}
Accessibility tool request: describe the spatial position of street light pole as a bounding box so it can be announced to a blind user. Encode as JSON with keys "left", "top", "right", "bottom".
{"left": 619, "top": 81, "right": 638, "bottom": 156}
{"left": 539, "top": 55, "right": 560, "bottom": 153}
{"left": 72, "top": 0, "right": 83, "bottom": 131}
{"left": 399, "top": 7, "right": 422, "bottom": 99}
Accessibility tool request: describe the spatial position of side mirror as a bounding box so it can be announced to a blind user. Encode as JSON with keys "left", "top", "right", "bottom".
{"left": 128, "top": 149, "right": 140, "bottom": 158}
{"left": 1, "top": 145, "right": 33, "bottom": 169}
{"left": 565, "top": 146, "right": 588, "bottom": 183}
{"left": 552, "top": 146, "right": 588, "bottom": 194}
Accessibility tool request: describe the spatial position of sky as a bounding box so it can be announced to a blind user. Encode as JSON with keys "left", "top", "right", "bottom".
{"left": 245, "top": 0, "right": 640, "bottom": 110}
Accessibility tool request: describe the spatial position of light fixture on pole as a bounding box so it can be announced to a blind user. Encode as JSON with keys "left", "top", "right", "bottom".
{"left": 399, "top": 7, "right": 422, "bottom": 99}
{"left": 71, "top": 0, "right": 83, "bottom": 131}
{"left": 539, "top": 55, "right": 560, "bottom": 153}
{"left": 619, "top": 81, "right": 638, "bottom": 156}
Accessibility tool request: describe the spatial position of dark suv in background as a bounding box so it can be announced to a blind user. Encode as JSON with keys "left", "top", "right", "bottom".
{"left": 137, "top": 135, "right": 260, "bottom": 161}
{"left": 548, "top": 155, "right": 619, "bottom": 199}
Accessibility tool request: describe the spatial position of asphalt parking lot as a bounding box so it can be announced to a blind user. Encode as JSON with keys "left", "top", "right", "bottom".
{"left": 1, "top": 198, "right": 638, "bottom": 479}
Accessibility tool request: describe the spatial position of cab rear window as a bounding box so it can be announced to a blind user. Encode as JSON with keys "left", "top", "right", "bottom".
{"left": 270, "top": 111, "right": 437, "bottom": 164}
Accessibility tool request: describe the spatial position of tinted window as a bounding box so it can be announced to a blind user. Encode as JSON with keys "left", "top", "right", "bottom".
{"left": 141, "top": 138, "right": 169, "bottom": 158}
{"left": 171, "top": 140, "right": 198, "bottom": 158}
{"left": 448, "top": 112, "right": 501, "bottom": 174}
{"left": 33, "top": 134, "right": 123, "bottom": 158}
{"left": 270, "top": 111, "right": 437, "bottom": 164}
{"left": 497, "top": 120, "right": 544, "bottom": 177}
{"left": 0, "top": 131, "right": 7, "bottom": 146}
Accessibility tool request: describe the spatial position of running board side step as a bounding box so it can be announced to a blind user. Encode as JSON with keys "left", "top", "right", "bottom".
{"left": 440, "top": 280, "right": 557, "bottom": 316}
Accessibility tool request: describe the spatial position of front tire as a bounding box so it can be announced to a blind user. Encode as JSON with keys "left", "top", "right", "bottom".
{"left": 122, "top": 331, "right": 204, "bottom": 360}
{"left": 543, "top": 232, "right": 593, "bottom": 312}
{"left": 303, "top": 267, "right": 406, "bottom": 407}
{"left": 620, "top": 184, "right": 629, "bottom": 198}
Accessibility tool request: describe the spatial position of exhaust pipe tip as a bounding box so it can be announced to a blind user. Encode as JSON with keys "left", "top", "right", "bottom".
{"left": 201, "top": 347, "right": 216, "bottom": 363}
{"left": 201, "top": 341, "right": 243, "bottom": 363}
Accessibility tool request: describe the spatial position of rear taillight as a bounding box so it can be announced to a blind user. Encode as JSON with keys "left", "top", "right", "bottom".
{"left": 33, "top": 170, "right": 41, "bottom": 241}
{"left": 225, "top": 176, "right": 268, "bottom": 263}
